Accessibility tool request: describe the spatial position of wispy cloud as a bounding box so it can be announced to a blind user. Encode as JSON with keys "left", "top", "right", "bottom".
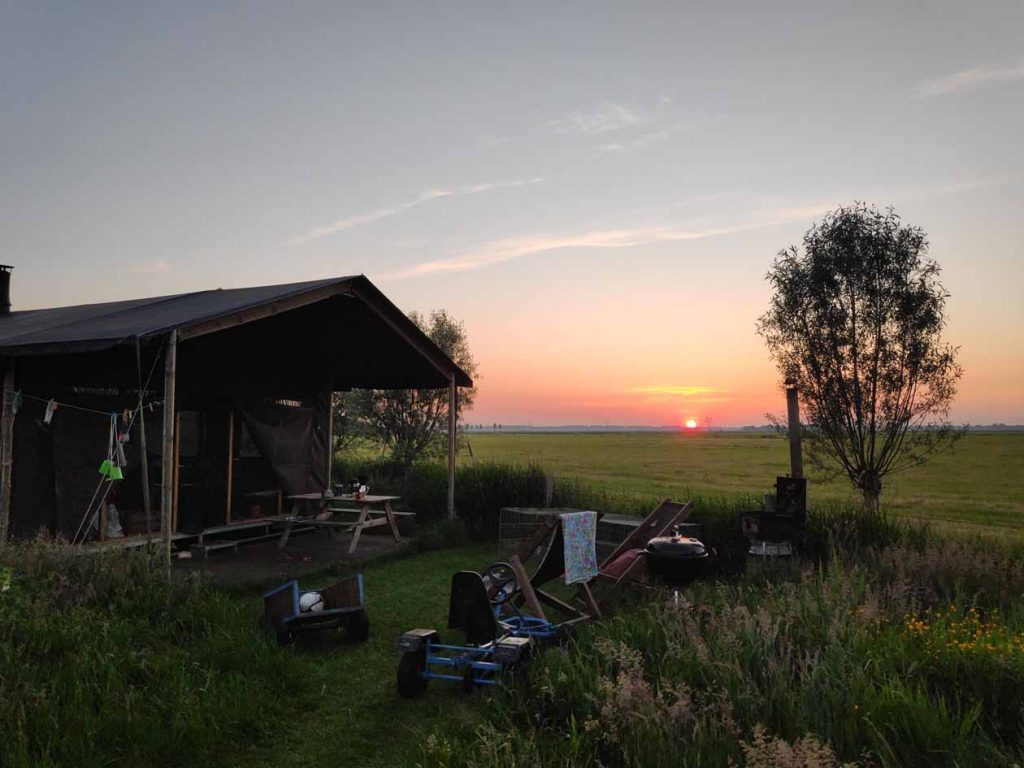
{"left": 628, "top": 385, "right": 719, "bottom": 397}
{"left": 284, "top": 177, "right": 544, "bottom": 246}
{"left": 382, "top": 175, "right": 1006, "bottom": 280}
{"left": 128, "top": 260, "right": 172, "bottom": 274}
{"left": 550, "top": 102, "right": 648, "bottom": 136}
{"left": 917, "top": 60, "right": 1024, "bottom": 98}
{"left": 599, "top": 123, "right": 689, "bottom": 154}
{"left": 384, "top": 222, "right": 753, "bottom": 279}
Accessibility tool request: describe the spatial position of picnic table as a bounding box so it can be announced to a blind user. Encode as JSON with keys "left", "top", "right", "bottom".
{"left": 279, "top": 493, "right": 406, "bottom": 554}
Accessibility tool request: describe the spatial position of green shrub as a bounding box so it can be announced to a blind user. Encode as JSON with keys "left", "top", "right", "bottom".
{"left": 334, "top": 458, "right": 549, "bottom": 534}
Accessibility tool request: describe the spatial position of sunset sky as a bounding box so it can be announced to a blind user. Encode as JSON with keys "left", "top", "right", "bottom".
{"left": 2, "top": 2, "right": 1022, "bottom": 426}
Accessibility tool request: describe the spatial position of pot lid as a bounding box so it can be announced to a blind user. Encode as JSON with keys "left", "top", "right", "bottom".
{"left": 645, "top": 535, "right": 707, "bottom": 558}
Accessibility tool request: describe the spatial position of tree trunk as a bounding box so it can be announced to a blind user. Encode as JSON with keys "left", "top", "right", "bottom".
{"left": 860, "top": 470, "right": 882, "bottom": 515}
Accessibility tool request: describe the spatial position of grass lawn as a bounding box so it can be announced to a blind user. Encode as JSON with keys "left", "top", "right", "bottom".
{"left": 0, "top": 542, "right": 499, "bottom": 768}
{"left": 461, "top": 431, "right": 1024, "bottom": 531}
{"left": 237, "top": 543, "right": 495, "bottom": 768}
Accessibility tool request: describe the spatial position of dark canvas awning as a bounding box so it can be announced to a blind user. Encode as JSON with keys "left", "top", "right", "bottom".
{"left": 0, "top": 275, "right": 472, "bottom": 389}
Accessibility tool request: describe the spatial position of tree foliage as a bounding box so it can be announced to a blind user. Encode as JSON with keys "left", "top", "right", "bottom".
{"left": 338, "top": 309, "right": 477, "bottom": 465}
{"left": 758, "top": 203, "right": 963, "bottom": 510}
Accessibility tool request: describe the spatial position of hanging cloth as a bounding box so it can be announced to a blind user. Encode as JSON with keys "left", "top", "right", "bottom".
{"left": 561, "top": 511, "right": 599, "bottom": 585}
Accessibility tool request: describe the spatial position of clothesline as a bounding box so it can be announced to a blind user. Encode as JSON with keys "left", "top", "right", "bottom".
{"left": 15, "top": 391, "right": 165, "bottom": 420}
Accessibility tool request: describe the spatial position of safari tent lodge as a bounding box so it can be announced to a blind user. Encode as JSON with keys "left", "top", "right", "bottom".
{"left": 0, "top": 267, "right": 472, "bottom": 551}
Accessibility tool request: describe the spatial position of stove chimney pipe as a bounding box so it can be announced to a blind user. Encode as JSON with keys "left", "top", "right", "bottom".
{"left": 0, "top": 266, "right": 11, "bottom": 316}
{"left": 785, "top": 378, "right": 803, "bottom": 479}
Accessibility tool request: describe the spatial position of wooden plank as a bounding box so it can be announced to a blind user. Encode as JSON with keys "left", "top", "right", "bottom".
{"left": 447, "top": 374, "right": 457, "bottom": 520}
{"left": 225, "top": 410, "right": 234, "bottom": 523}
{"left": 535, "top": 589, "right": 582, "bottom": 618}
{"left": 160, "top": 330, "right": 178, "bottom": 573}
{"left": 509, "top": 555, "right": 546, "bottom": 622}
{"left": 346, "top": 503, "right": 372, "bottom": 554}
{"left": 0, "top": 362, "right": 14, "bottom": 548}
{"left": 176, "top": 282, "right": 355, "bottom": 341}
{"left": 577, "top": 581, "right": 602, "bottom": 619}
{"left": 383, "top": 499, "right": 401, "bottom": 543}
{"left": 514, "top": 515, "right": 559, "bottom": 563}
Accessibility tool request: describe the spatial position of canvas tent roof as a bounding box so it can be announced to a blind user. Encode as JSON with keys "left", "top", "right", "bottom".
{"left": 0, "top": 275, "right": 472, "bottom": 388}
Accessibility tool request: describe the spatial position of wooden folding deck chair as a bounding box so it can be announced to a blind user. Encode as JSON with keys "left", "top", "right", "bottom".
{"left": 593, "top": 499, "right": 693, "bottom": 600}
{"left": 506, "top": 512, "right": 603, "bottom": 623}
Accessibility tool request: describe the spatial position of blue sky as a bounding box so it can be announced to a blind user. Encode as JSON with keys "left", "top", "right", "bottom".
{"left": 2, "top": 1, "right": 1022, "bottom": 424}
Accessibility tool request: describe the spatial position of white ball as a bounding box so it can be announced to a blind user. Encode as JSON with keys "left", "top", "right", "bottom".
{"left": 299, "top": 591, "right": 324, "bottom": 613}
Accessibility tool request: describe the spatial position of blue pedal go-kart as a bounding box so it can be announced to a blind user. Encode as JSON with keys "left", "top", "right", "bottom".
{"left": 396, "top": 562, "right": 565, "bottom": 697}
{"left": 259, "top": 574, "right": 369, "bottom": 646}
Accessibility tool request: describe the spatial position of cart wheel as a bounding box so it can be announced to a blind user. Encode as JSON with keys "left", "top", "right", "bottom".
{"left": 397, "top": 650, "right": 428, "bottom": 698}
{"left": 506, "top": 646, "right": 534, "bottom": 681}
{"left": 346, "top": 610, "right": 370, "bottom": 643}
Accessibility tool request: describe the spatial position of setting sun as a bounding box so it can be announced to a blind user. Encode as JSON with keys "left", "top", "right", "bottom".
{"left": 685, "top": 418, "right": 698, "bottom": 429}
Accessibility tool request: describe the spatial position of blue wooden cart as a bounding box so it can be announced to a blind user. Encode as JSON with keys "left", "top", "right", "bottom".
{"left": 259, "top": 574, "right": 369, "bottom": 646}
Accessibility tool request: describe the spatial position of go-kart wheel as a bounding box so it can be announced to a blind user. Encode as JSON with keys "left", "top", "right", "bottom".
{"left": 506, "top": 645, "right": 534, "bottom": 680}
{"left": 346, "top": 610, "right": 370, "bottom": 643}
{"left": 397, "top": 650, "right": 429, "bottom": 698}
{"left": 275, "top": 629, "right": 293, "bottom": 648}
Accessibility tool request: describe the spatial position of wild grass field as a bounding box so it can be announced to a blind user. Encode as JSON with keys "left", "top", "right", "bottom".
{"left": 461, "top": 432, "right": 1024, "bottom": 532}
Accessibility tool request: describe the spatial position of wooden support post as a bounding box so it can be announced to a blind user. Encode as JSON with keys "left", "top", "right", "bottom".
{"left": 172, "top": 412, "right": 181, "bottom": 532}
{"left": 326, "top": 391, "right": 334, "bottom": 493}
{"left": 785, "top": 379, "right": 803, "bottom": 479}
{"left": 447, "top": 373, "right": 457, "bottom": 521}
{"left": 135, "top": 338, "right": 153, "bottom": 539}
{"left": 160, "top": 330, "right": 178, "bottom": 572}
{"left": 0, "top": 362, "right": 15, "bottom": 548}
{"left": 225, "top": 410, "right": 234, "bottom": 524}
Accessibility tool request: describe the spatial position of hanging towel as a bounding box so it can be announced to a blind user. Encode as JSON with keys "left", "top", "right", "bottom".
{"left": 43, "top": 399, "right": 58, "bottom": 424}
{"left": 561, "top": 511, "right": 598, "bottom": 585}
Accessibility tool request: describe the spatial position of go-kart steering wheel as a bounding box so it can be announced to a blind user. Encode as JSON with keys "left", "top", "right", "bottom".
{"left": 483, "top": 562, "right": 520, "bottom": 606}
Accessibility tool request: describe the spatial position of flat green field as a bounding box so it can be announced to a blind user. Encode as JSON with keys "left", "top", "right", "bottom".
{"left": 462, "top": 432, "right": 1024, "bottom": 532}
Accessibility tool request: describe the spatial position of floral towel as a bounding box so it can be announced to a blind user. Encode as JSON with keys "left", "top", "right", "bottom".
{"left": 561, "top": 511, "right": 598, "bottom": 585}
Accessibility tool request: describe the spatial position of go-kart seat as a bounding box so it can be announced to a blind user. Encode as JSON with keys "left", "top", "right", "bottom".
{"left": 448, "top": 571, "right": 504, "bottom": 645}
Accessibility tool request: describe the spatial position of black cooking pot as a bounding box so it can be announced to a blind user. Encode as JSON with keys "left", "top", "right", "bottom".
{"left": 644, "top": 531, "right": 709, "bottom": 587}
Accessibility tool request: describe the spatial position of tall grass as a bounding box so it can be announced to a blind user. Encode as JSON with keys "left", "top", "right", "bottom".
{"left": 414, "top": 537, "right": 1024, "bottom": 768}
{"left": 0, "top": 539, "right": 308, "bottom": 768}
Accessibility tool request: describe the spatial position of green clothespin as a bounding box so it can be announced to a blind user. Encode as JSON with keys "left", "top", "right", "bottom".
{"left": 98, "top": 459, "right": 123, "bottom": 480}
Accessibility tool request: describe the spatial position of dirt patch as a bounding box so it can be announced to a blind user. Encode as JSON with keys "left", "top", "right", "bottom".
{"left": 174, "top": 529, "right": 416, "bottom": 589}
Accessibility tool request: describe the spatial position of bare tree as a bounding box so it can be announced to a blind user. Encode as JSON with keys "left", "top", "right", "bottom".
{"left": 345, "top": 309, "right": 477, "bottom": 465}
{"left": 758, "top": 203, "right": 963, "bottom": 512}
